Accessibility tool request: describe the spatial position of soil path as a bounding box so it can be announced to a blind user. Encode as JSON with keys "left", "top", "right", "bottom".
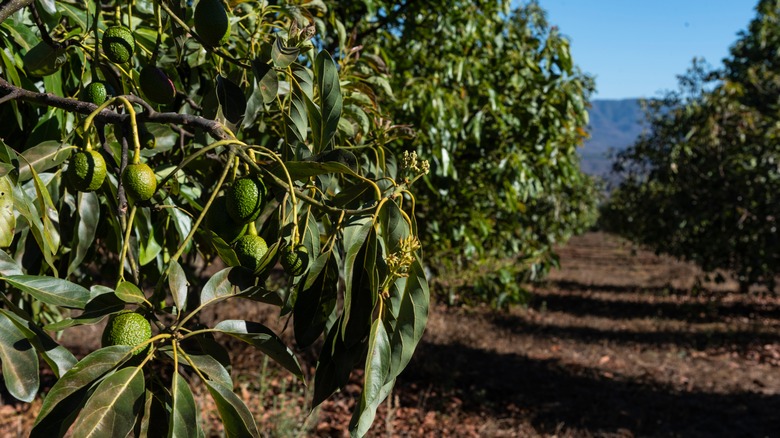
{"left": 326, "top": 232, "right": 780, "bottom": 437}
{"left": 3, "top": 232, "right": 779, "bottom": 437}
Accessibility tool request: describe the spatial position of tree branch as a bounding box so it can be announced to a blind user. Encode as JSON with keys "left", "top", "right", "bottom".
{"left": 0, "top": 0, "right": 32, "bottom": 24}
{"left": 0, "top": 77, "right": 230, "bottom": 140}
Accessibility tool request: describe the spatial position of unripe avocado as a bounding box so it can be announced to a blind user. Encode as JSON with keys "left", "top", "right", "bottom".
{"left": 101, "top": 310, "right": 152, "bottom": 355}
{"left": 83, "top": 82, "right": 108, "bottom": 106}
{"left": 139, "top": 66, "right": 176, "bottom": 105}
{"left": 234, "top": 234, "right": 268, "bottom": 272}
{"left": 102, "top": 26, "right": 135, "bottom": 64}
{"left": 194, "top": 0, "right": 231, "bottom": 46}
{"left": 225, "top": 176, "right": 266, "bottom": 224}
{"left": 122, "top": 163, "right": 157, "bottom": 202}
{"left": 67, "top": 149, "right": 107, "bottom": 192}
{"left": 281, "top": 244, "right": 309, "bottom": 276}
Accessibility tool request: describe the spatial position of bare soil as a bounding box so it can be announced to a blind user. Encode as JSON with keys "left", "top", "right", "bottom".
{"left": 2, "top": 232, "right": 779, "bottom": 437}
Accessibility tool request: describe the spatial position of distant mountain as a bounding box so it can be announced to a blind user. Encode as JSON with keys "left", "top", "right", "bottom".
{"left": 579, "top": 98, "right": 647, "bottom": 177}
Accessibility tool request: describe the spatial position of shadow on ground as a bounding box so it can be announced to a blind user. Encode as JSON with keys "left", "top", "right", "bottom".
{"left": 401, "top": 340, "right": 780, "bottom": 437}
{"left": 538, "top": 281, "right": 780, "bottom": 323}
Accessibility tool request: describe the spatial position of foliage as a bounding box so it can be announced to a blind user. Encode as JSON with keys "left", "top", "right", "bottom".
{"left": 326, "top": 0, "right": 600, "bottom": 306}
{"left": 602, "top": 0, "right": 780, "bottom": 291}
{"left": 0, "top": 0, "right": 429, "bottom": 436}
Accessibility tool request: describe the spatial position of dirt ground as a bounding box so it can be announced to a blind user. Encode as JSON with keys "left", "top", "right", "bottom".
{"left": 2, "top": 232, "right": 779, "bottom": 437}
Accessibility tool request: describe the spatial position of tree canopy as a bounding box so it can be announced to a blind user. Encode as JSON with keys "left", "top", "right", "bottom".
{"left": 603, "top": 0, "right": 780, "bottom": 291}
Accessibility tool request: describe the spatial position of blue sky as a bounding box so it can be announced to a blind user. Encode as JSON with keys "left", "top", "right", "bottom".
{"left": 529, "top": 0, "right": 758, "bottom": 99}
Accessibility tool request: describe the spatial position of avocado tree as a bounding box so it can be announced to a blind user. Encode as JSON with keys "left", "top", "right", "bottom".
{"left": 0, "top": 0, "right": 428, "bottom": 436}
{"left": 325, "top": 0, "right": 600, "bottom": 306}
{"left": 602, "top": 0, "right": 780, "bottom": 291}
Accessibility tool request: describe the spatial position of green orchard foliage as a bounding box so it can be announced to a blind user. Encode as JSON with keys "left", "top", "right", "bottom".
{"left": 326, "top": 0, "right": 599, "bottom": 306}
{"left": 0, "top": 0, "right": 430, "bottom": 436}
{"left": 139, "top": 65, "right": 176, "bottom": 104}
{"left": 602, "top": 0, "right": 780, "bottom": 292}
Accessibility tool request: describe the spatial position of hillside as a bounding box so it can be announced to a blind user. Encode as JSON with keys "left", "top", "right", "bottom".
{"left": 580, "top": 98, "right": 646, "bottom": 177}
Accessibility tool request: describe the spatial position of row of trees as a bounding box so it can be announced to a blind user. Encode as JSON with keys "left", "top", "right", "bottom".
{"left": 329, "top": 0, "right": 600, "bottom": 306}
{"left": 0, "top": 0, "right": 598, "bottom": 436}
{"left": 603, "top": 0, "right": 780, "bottom": 292}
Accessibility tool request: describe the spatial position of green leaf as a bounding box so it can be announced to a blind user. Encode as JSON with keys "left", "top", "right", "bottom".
{"left": 115, "top": 281, "right": 146, "bottom": 304}
{"left": 167, "top": 349, "right": 232, "bottom": 388}
{"left": 271, "top": 36, "right": 299, "bottom": 68}
{"left": 387, "top": 259, "right": 429, "bottom": 379}
{"left": 3, "top": 275, "right": 91, "bottom": 309}
{"left": 70, "top": 366, "right": 146, "bottom": 438}
{"left": 67, "top": 191, "right": 100, "bottom": 276}
{"left": 169, "top": 372, "right": 198, "bottom": 438}
{"left": 216, "top": 75, "right": 247, "bottom": 125}
{"left": 199, "top": 267, "right": 236, "bottom": 307}
{"left": 0, "top": 309, "right": 76, "bottom": 378}
{"left": 204, "top": 380, "right": 260, "bottom": 438}
{"left": 23, "top": 41, "right": 67, "bottom": 76}
{"left": 251, "top": 56, "right": 278, "bottom": 104}
{"left": 214, "top": 320, "right": 303, "bottom": 380}
{"left": 0, "top": 311, "right": 39, "bottom": 402}
{"left": 33, "top": 345, "right": 133, "bottom": 434}
{"left": 168, "top": 260, "right": 189, "bottom": 313}
{"left": 285, "top": 81, "right": 309, "bottom": 144}
{"left": 0, "top": 176, "right": 15, "bottom": 248}
{"left": 349, "top": 319, "right": 391, "bottom": 437}
{"left": 341, "top": 217, "right": 376, "bottom": 342}
{"left": 43, "top": 292, "right": 124, "bottom": 331}
{"left": 311, "top": 50, "right": 342, "bottom": 153}
{"left": 17, "top": 141, "right": 72, "bottom": 182}
{"left": 294, "top": 252, "right": 338, "bottom": 347}
{"left": 0, "top": 249, "right": 23, "bottom": 276}
{"left": 379, "top": 200, "right": 411, "bottom": 253}
{"left": 27, "top": 159, "right": 61, "bottom": 269}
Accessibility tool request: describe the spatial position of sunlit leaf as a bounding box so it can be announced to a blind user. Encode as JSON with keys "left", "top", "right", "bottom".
{"left": 0, "top": 311, "right": 39, "bottom": 402}
{"left": 214, "top": 319, "right": 303, "bottom": 380}
{"left": 349, "top": 319, "right": 391, "bottom": 437}
{"left": 0, "top": 176, "right": 15, "bottom": 248}
{"left": 3, "top": 275, "right": 91, "bottom": 309}
{"left": 67, "top": 191, "right": 99, "bottom": 276}
{"left": 168, "top": 260, "right": 189, "bottom": 313}
{"left": 169, "top": 372, "right": 198, "bottom": 438}
{"left": 70, "top": 366, "right": 146, "bottom": 438}
{"left": 204, "top": 380, "right": 259, "bottom": 438}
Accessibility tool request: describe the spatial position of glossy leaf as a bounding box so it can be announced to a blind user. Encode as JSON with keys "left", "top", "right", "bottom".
{"left": 169, "top": 372, "right": 199, "bottom": 438}
{"left": 70, "top": 366, "right": 146, "bottom": 438}
{"left": 17, "top": 141, "right": 72, "bottom": 182}
{"left": 310, "top": 50, "right": 342, "bottom": 153}
{"left": 32, "top": 346, "right": 132, "bottom": 435}
{"left": 115, "top": 281, "right": 146, "bottom": 304}
{"left": 216, "top": 75, "right": 247, "bottom": 125}
{"left": 349, "top": 319, "right": 391, "bottom": 437}
{"left": 387, "top": 259, "right": 429, "bottom": 379}
{"left": 271, "top": 36, "right": 299, "bottom": 68}
{"left": 0, "top": 311, "right": 39, "bottom": 402}
{"left": 0, "top": 309, "right": 76, "bottom": 378}
{"left": 0, "top": 176, "right": 14, "bottom": 247}
{"left": 199, "top": 267, "right": 236, "bottom": 307}
{"left": 3, "top": 275, "right": 91, "bottom": 309}
{"left": 0, "top": 249, "right": 23, "bottom": 276}
{"left": 294, "top": 252, "right": 338, "bottom": 347}
{"left": 204, "top": 380, "right": 260, "bottom": 438}
{"left": 168, "top": 259, "right": 188, "bottom": 313}
{"left": 214, "top": 319, "right": 303, "bottom": 380}
{"left": 67, "top": 191, "right": 99, "bottom": 276}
